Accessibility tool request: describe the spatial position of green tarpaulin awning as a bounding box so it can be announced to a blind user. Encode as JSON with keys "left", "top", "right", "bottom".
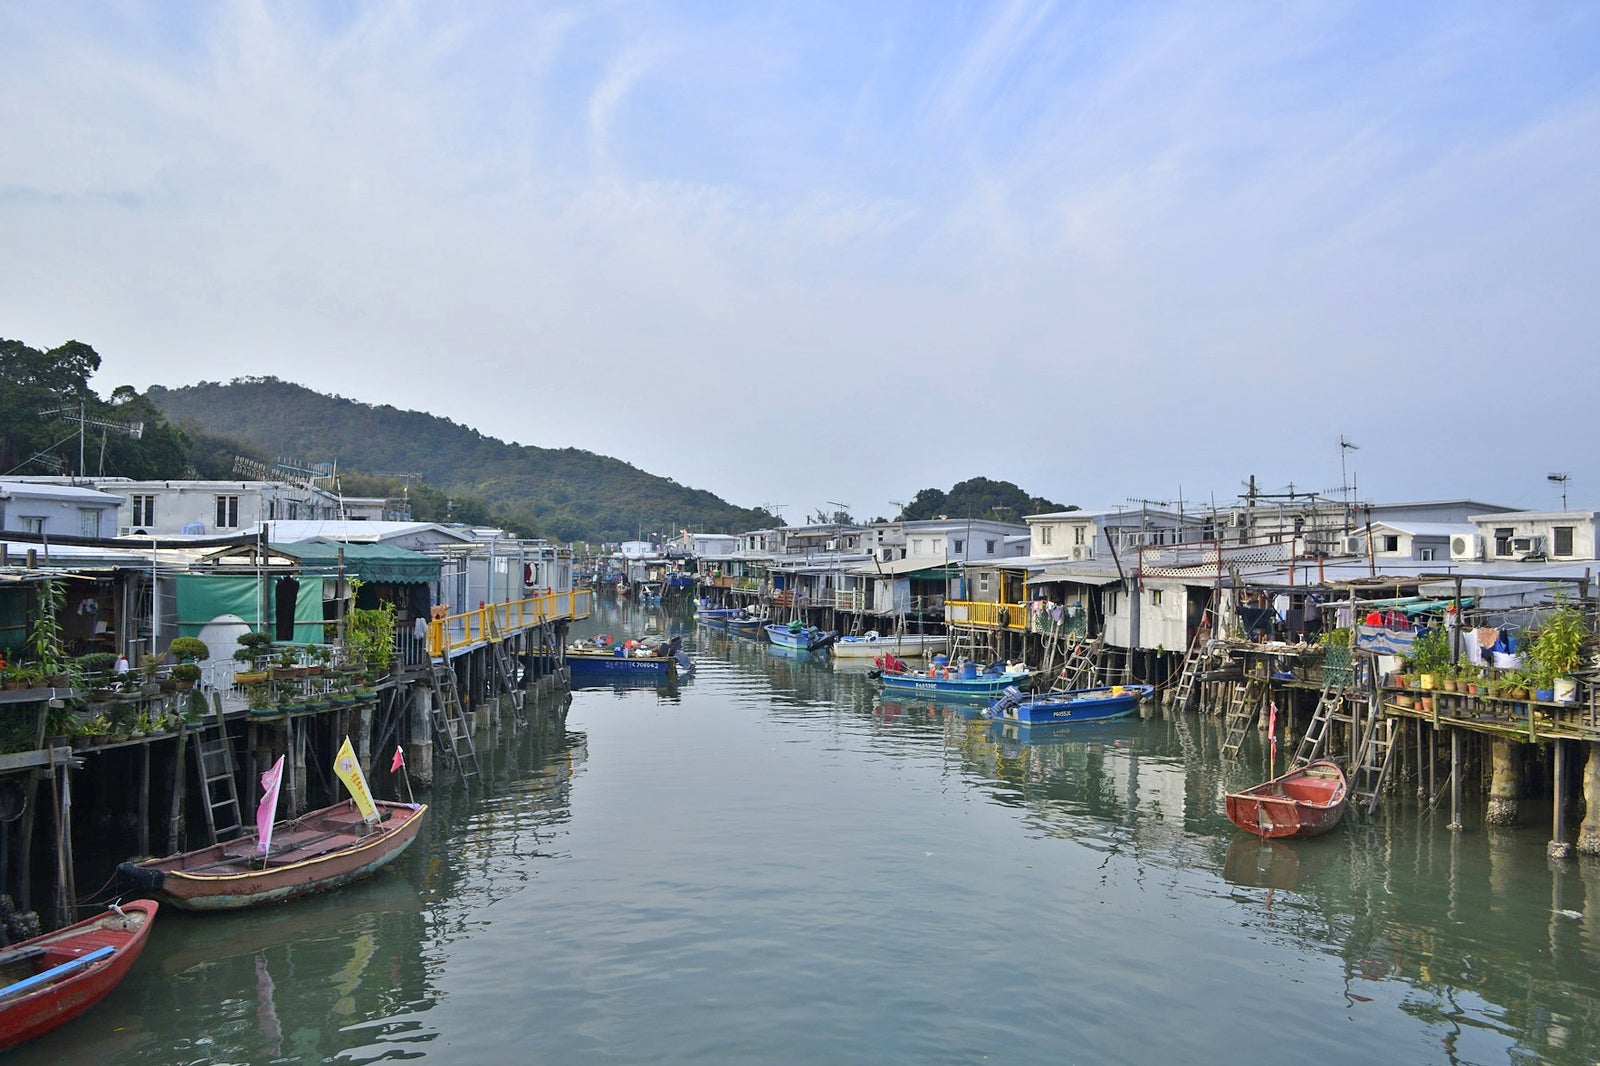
{"left": 269, "top": 542, "right": 441, "bottom": 585}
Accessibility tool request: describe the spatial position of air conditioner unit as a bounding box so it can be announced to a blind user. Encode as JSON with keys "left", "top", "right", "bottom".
{"left": 1071, "top": 545, "right": 1084, "bottom": 560}
{"left": 1512, "top": 535, "right": 1544, "bottom": 555}
{"left": 118, "top": 526, "right": 132, "bottom": 536}
{"left": 1344, "top": 535, "right": 1366, "bottom": 555}
{"left": 1450, "top": 534, "right": 1483, "bottom": 561}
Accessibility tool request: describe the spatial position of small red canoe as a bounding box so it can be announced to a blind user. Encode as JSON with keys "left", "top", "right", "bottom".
{"left": 0, "top": 900, "right": 158, "bottom": 1051}
{"left": 1225, "top": 760, "right": 1348, "bottom": 839}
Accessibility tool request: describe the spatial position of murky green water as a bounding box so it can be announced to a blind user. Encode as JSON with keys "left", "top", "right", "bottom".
{"left": 11, "top": 609, "right": 1600, "bottom": 1064}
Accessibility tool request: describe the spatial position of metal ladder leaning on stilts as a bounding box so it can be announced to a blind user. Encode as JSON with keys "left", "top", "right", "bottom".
{"left": 1052, "top": 639, "right": 1101, "bottom": 692}
{"left": 1292, "top": 678, "right": 1347, "bottom": 768}
{"left": 427, "top": 660, "right": 481, "bottom": 783}
{"left": 1220, "top": 674, "right": 1268, "bottom": 759}
{"left": 487, "top": 616, "right": 527, "bottom": 725}
{"left": 192, "top": 691, "right": 242, "bottom": 844}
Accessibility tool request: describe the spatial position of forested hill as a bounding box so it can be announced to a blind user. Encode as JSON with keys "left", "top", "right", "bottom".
{"left": 149, "top": 378, "right": 774, "bottom": 542}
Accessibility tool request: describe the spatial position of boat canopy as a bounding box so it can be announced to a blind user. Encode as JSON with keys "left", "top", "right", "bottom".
{"left": 270, "top": 541, "right": 442, "bottom": 584}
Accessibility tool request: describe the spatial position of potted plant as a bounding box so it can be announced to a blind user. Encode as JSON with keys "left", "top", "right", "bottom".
{"left": 1530, "top": 597, "right": 1588, "bottom": 704}
{"left": 1409, "top": 627, "right": 1450, "bottom": 690}
{"left": 171, "top": 662, "right": 202, "bottom": 691}
{"left": 26, "top": 579, "right": 70, "bottom": 687}
{"left": 168, "top": 636, "right": 210, "bottom": 664}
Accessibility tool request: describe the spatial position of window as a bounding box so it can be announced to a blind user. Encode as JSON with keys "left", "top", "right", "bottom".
{"left": 985, "top": 539, "right": 996, "bottom": 555}
{"left": 1494, "top": 527, "right": 1514, "bottom": 557}
{"left": 1419, "top": 547, "right": 1436, "bottom": 562}
{"left": 979, "top": 573, "right": 990, "bottom": 594}
{"left": 912, "top": 538, "right": 923, "bottom": 554}
{"left": 1382, "top": 535, "right": 1399, "bottom": 553}
{"left": 131, "top": 494, "right": 155, "bottom": 527}
{"left": 1554, "top": 526, "right": 1574, "bottom": 556}
{"left": 1107, "top": 591, "right": 1119, "bottom": 614}
{"left": 1074, "top": 525, "right": 1085, "bottom": 545}
{"left": 1150, "top": 589, "right": 1163, "bottom": 606}
{"left": 1040, "top": 526, "right": 1053, "bottom": 547}
{"left": 953, "top": 539, "right": 964, "bottom": 555}
{"left": 20, "top": 516, "right": 43, "bottom": 534}
{"left": 216, "top": 494, "right": 240, "bottom": 529}
{"left": 79, "top": 508, "right": 100, "bottom": 538}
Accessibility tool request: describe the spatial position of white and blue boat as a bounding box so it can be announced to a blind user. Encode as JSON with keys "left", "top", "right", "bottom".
{"left": 876, "top": 657, "right": 1032, "bottom": 701}
{"left": 764, "top": 622, "right": 838, "bottom": 652}
{"left": 982, "top": 683, "right": 1152, "bottom": 725}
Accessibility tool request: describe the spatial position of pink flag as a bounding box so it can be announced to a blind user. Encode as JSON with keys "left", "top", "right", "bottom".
{"left": 1268, "top": 701, "right": 1279, "bottom": 765}
{"left": 391, "top": 746, "right": 405, "bottom": 774}
{"left": 256, "top": 755, "right": 286, "bottom": 855}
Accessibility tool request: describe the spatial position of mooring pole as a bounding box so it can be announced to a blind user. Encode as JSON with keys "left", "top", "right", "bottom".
{"left": 1550, "top": 739, "right": 1573, "bottom": 859}
{"left": 1448, "top": 728, "right": 1463, "bottom": 832}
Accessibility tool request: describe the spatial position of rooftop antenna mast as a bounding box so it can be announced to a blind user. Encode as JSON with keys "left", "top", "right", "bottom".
{"left": 1548, "top": 473, "right": 1570, "bottom": 511}
{"left": 38, "top": 400, "right": 144, "bottom": 478}
{"left": 1339, "top": 436, "right": 1360, "bottom": 508}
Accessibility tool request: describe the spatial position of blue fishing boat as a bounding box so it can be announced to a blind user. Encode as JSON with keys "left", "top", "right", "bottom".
{"left": 765, "top": 622, "right": 838, "bottom": 652}
{"left": 727, "top": 613, "right": 766, "bottom": 638}
{"left": 566, "top": 636, "right": 694, "bottom": 684}
{"left": 875, "top": 656, "right": 1033, "bottom": 701}
{"left": 982, "top": 683, "right": 1152, "bottom": 724}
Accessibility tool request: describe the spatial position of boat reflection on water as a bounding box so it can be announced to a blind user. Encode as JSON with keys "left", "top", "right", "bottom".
{"left": 1221, "top": 834, "right": 1335, "bottom": 891}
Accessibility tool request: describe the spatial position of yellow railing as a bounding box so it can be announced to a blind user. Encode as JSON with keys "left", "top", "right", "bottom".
{"left": 427, "top": 588, "right": 593, "bottom": 658}
{"left": 944, "top": 600, "right": 1029, "bottom": 631}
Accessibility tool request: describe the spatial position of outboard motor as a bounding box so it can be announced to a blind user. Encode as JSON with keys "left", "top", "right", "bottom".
{"left": 985, "top": 685, "right": 1024, "bottom": 720}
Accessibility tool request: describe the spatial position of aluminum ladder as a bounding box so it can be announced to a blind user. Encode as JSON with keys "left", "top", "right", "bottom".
{"left": 487, "top": 617, "right": 527, "bottom": 725}
{"left": 1220, "top": 674, "right": 1268, "bottom": 759}
{"left": 1292, "top": 679, "right": 1348, "bottom": 768}
{"left": 428, "top": 661, "right": 481, "bottom": 782}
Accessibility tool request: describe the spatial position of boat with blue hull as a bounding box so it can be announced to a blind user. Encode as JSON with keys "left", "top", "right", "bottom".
{"left": 875, "top": 658, "right": 1033, "bottom": 701}
{"left": 982, "top": 684, "right": 1152, "bottom": 725}
{"left": 567, "top": 636, "right": 694, "bottom": 684}
{"left": 765, "top": 623, "right": 838, "bottom": 652}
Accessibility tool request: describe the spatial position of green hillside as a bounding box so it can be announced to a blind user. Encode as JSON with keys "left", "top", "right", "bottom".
{"left": 149, "top": 377, "right": 775, "bottom": 542}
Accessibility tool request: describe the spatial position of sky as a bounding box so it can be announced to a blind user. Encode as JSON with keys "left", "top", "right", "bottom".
{"left": 3, "top": 2, "right": 1598, "bottom": 527}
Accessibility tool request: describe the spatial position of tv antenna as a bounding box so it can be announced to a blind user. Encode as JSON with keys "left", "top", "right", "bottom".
{"left": 760, "top": 502, "right": 787, "bottom": 525}
{"left": 1338, "top": 436, "right": 1360, "bottom": 506}
{"left": 38, "top": 400, "right": 144, "bottom": 478}
{"left": 1548, "top": 472, "right": 1570, "bottom": 510}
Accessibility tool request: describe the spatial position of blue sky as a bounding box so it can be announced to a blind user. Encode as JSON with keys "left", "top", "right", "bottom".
{"left": 3, "top": 2, "right": 1597, "bottom": 525}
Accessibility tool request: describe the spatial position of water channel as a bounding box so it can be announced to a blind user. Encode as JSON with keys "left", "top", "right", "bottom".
{"left": 12, "top": 605, "right": 1600, "bottom": 1064}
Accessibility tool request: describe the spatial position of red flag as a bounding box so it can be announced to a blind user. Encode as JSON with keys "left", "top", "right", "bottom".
{"left": 391, "top": 746, "right": 405, "bottom": 773}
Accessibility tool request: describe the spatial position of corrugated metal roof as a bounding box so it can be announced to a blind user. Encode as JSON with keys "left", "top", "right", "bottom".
{"left": 1027, "top": 565, "right": 1124, "bottom": 587}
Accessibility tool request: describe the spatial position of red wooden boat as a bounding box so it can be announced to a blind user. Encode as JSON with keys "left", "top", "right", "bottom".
{"left": 0, "top": 900, "right": 158, "bottom": 1051}
{"left": 1225, "top": 760, "right": 1348, "bottom": 839}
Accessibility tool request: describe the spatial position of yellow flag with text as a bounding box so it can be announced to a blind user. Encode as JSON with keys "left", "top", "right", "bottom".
{"left": 333, "top": 736, "right": 380, "bottom": 824}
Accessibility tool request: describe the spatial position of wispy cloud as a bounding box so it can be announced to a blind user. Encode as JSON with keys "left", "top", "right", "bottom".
{"left": 2, "top": 2, "right": 1598, "bottom": 517}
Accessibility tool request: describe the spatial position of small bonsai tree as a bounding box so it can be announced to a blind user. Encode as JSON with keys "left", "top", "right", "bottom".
{"left": 168, "top": 636, "right": 210, "bottom": 663}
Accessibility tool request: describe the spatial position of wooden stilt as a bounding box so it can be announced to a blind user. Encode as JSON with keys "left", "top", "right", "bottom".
{"left": 168, "top": 722, "right": 189, "bottom": 853}
{"left": 138, "top": 741, "right": 150, "bottom": 857}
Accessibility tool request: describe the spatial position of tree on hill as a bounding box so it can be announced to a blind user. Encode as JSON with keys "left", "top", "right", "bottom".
{"left": 899, "top": 478, "right": 1071, "bottom": 523}
{"left": 148, "top": 377, "right": 779, "bottom": 543}
{"left": 0, "top": 337, "right": 190, "bottom": 480}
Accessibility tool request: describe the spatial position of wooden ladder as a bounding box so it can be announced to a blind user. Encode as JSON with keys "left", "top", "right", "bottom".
{"left": 1220, "top": 674, "right": 1267, "bottom": 759}
{"left": 191, "top": 695, "right": 242, "bottom": 844}
{"left": 1349, "top": 710, "right": 1400, "bottom": 814}
{"left": 1292, "top": 680, "right": 1347, "bottom": 768}
{"left": 1169, "top": 629, "right": 1213, "bottom": 712}
{"left": 428, "top": 661, "right": 482, "bottom": 783}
